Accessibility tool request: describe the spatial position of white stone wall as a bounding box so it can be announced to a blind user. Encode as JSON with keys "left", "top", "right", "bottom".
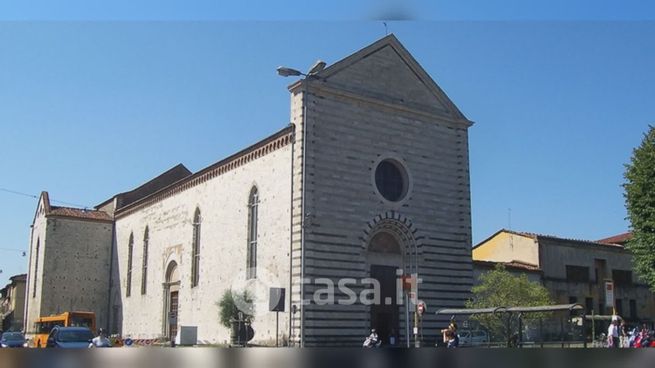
{"left": 24, "top": 199, "right": 49, "bottom": 333}
{"left": 113, "top": 144, "right": 292, "bottom": 344}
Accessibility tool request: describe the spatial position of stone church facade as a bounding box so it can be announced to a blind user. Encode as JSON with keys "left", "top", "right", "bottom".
{"left": 25, "top": 35, "right": 473, "bottom": 346}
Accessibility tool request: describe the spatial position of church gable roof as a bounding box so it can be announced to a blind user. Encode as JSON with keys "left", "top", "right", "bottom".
{"left": 33, "top": 191, "right": 112, "bottom": 223}
{"left": 48, "top": 206, "right": 113, "bottom": 222}
{"left": 315, "top": 34, "right": 469, "bottom": 123}
{"left": 114, "top": 126, "right": 294, "bottom": 218}
{"left": 96, "top": 163, "right": 192, "bottom": 211}
{"left": 31, "top": 191, "right": 51, "bottom": 225}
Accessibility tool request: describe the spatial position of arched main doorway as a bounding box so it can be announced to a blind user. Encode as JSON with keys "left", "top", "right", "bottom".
{"left": 367, "top": 231, "right": 402, "bottom": 345}
{"left": 163, "top": 261, "right": 180, "bottom": 340}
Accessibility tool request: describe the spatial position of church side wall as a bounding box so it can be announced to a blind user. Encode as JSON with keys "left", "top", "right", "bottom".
{"left": 40, "top": 218, "right": 113, "bottom": 330}
{"left": 114, "top": 144, "right": 292, "bottom": 344}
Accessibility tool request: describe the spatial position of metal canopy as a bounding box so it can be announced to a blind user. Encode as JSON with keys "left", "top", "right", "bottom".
{"left": 435, "top": 307, "right": 507, "bottom": 315}
{"left": 506, "top": 303, "right": 585, "bottom": 313}
{"left": 584, "top": 314, "right": 619, "bottom": 321}
{"left": 436, "top": 304, "right": 584, "bottom": 316}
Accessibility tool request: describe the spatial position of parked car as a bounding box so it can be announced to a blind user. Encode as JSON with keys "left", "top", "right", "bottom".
{"left": 458, "top": 329, "right": 490, "bottom": 347}
{"left": 46, "top": 327, "right": 95, "bottom": 348}
{"left": 1, "top": 332, "right": 28, "bottom": 348}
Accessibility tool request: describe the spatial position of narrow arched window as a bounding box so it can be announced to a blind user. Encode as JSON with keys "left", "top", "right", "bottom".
{"left": 191, "top": 208, "right": 201, "bottom": 288}
{"left": 141, "top": 226, "right": 149, "bottom": 295}
{"left": 32, "top": 238, "right": 40, "bottom": 298}
{"left": 246, "top": 187, "right": 258, "bottom": 279}
{"left": 126, "top": 233, "right": 134, "bottom": 297}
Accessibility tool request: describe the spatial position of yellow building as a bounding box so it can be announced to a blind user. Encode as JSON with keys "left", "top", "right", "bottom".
{"left": 1, "top": 274, "right": 27, "bottom": 331}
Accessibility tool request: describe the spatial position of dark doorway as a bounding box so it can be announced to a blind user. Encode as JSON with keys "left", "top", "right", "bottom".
{"left": 169, "top": 290, "right": 179, "bottom": 340}
{"left": 370, "top": 265, "right": 399, "bottom": 345}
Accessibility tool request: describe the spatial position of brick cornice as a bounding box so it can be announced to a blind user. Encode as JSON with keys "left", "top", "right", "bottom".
{"left": 115, "top": 126, "right": 294, "bottom": 219}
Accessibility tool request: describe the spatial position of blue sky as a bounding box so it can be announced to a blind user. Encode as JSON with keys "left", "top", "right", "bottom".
{"left": 1, "top": 3, "right": 654, "bottom": 285}
{"left": 1, "top": 1, "right": 654, "bottom": 21}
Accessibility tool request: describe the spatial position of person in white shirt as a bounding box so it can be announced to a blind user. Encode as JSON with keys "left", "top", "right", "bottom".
{"left": 607, "top": 318, "right": 620, "bottom": 348}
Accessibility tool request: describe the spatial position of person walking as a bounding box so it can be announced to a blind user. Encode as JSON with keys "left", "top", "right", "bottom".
{"left": 607, "top": 317, "right": 620, "bottom": 348}
{"left": 619, "top": 320, "right": 628, "bottom": 348}
{"left": 441, "top": 316, "right": 459, "bottom": 348}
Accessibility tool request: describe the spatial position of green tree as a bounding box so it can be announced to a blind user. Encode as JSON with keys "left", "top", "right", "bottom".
{"left": 466, "top": 264, "right": 553, "bottom": 345}
{"left": 624, "top": 125, "right": 655, "bottom": 290}
{"left": 217, "top": 289, "right": 254, "bottom": 329}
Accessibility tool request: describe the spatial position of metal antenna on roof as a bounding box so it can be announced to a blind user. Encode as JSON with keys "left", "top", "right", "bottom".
{"left": 508, "top": 208, "right": 514, "bottom": 249}
{"left": 383, "top": 22, "right": 389, "bottom": 36}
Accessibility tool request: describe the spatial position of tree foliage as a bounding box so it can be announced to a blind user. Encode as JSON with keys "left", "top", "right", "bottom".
{"left": 624, "top": 125, "right": 655, "bottom": 290}
{"left": 466, "top": 264, "right": 553, "bottom": 343}
{"left": 217, "top": 289, "right": 254, "bottom": 329}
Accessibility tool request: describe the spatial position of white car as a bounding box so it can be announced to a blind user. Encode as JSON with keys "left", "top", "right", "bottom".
{"left": 458, "top": 330, "right": 490, "bottom": 347}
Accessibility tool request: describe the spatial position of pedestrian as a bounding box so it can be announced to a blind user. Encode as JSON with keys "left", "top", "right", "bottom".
{"left": 389, "top": 328, "right": 397, "bottom": 346}
{"left": 89, "top": 328, "right": 112, "bottom": 348}
{"left": 440, "top": 316, "right": 459, "bottom": 348}
{"left": 363, "top": 328, "right": 380, "bottom": 348}
{"left": 619, "top": 320, "right": 628, "bottom": 348}
{"left": 607, "top": 317, "right": 620, "bottom": 348}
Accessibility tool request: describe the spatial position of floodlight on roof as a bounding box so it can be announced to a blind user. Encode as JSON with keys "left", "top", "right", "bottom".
{"left": 277, "top": 60, "right": 327, "bottom": 79}
{"left": 276, "top": 66, "right": 304, "bottom": 77}
{"left": 307, "top": 60, "right": 326, "bottom": 75}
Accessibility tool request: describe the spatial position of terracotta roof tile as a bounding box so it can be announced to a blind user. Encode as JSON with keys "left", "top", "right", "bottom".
{"left": 597, "top": 232, "right": 632, "bottom": 245}
{"left": 48, "top": 206, "right": 112, "bottom": 222}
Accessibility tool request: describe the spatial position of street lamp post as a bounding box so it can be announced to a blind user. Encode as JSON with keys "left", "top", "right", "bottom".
{"left": 277, "top": 60, "right": 325, "bottom": 348}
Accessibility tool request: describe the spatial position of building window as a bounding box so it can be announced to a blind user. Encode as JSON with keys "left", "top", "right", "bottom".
{"left": 594, "top": 259, "right": 607, "bottom": 283}
{"left": 191, "top": 207, "right": 201, "bottom": 288}
{"left": 126, "top": 233, "right": 134, "bottom": 297}
{"left": 246, "top": 187, "right": 258, "bottom": 279}
{"left": 32, "top": 238, "right": 40, "bottom": 298}
{"left": 612, "top": 270, "right": 633, "bottom": 286}
{"left": 629, "top": 299, "right": 637, "bottom": 320}
{"left": 615, "top": 298, "right": 623, "bottom": 316}
{"left": 141, "top": 227, "right": 149, "bottom": 295}
{"left": 565, "top": 265, "right": 590, "bottom": 283}
{"left": 585, "top": 297, "right": 594, "bottom": 315}
{"left": 568, "top": 296, "right": 578, "bottom": 304}
{"left": 374, "top": 159, "right": 409, "bottom": 202}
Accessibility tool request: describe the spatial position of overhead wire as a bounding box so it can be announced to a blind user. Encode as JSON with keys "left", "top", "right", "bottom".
{"left": 0, "top": 187, "right": 91, "bottom": 208}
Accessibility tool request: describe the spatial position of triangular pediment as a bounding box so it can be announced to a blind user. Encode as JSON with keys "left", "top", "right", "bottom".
{"left": 32, "top": 191, "right": 50, "bottom": 225}
{"left": 316, "top": 34, "right": 469, "bottom": 123}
